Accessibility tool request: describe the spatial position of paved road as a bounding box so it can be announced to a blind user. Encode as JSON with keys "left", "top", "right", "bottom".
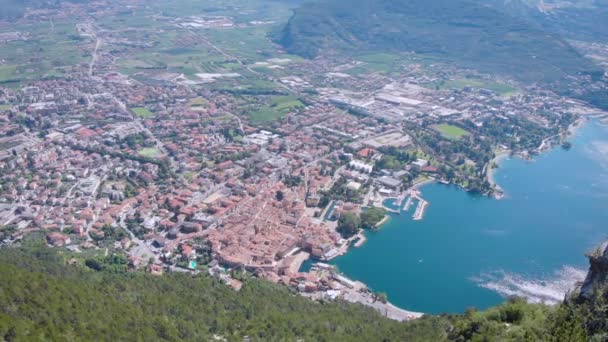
{"left": 342, "top": 290, "right": 423, "bottom": 321}
{"left": 89, "top": 37, "right": 101, "bottom": 77}
{"left": 119, "top": 215, "right": 158, "bottom": 263}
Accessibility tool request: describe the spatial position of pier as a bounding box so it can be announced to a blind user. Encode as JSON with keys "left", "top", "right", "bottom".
{"left": 403, "top": 196, "right": 413, "bottom": 212}
{"left": 374, "top": 215, "right": 390, "bottom": 229}
{"left": 394, "top": 192, "right": 406, "bottom": 207}
{"left": 409, "top": 189, "right": 429, "bottom": 221}
{"left": 383, "top": 207, "right": 401, "bottom": 214}
{"left": 379, "top": 189, "right": 429, "bottom": 220}
{"left": 353, "top": 233, "right": 367, "bottom": 247}
{"left": 412, "top": 199, "right": 428, "bottom": 220}
{"left": 382, "top": 194, "right": 405, "bottom": 214}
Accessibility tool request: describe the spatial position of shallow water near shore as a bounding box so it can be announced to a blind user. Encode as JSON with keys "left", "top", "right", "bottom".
{"left": 332, "top": 120, "right": 608, "bottom": 314}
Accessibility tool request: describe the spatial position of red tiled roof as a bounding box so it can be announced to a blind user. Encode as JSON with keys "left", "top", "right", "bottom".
{"left": 358, "top": 148, "right": 375, "bottom": 158}
{"left": 421, "top": 166, "right": 439, "bottom": 173}
{"left": 75, "top": 127, "right": 97, "bottom": 138}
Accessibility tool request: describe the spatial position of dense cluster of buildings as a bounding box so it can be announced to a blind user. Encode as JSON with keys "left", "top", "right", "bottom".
{"left": 1, "top": 0, "right": 605, "bottom": 320}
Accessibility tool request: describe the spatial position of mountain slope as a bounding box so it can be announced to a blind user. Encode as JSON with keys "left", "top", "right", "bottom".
{"left": 486, "top": 0, "right": 608, "bottom": 43}
{"left": 1, "top": 243, "right": 607, "bottom": 341}
{"left": 0, "top": 247, "right": 449, "bottom": 341}
{"left": 276, "top": 0, "right": 601, "bottom": 83}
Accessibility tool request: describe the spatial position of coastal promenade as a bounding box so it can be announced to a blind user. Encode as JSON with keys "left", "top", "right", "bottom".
{"left": 288, "top": 251, "right": 311, "bottom": 274}
{"left": 303, "top": 262, "right": 423, "bottom": 321}
{"left": 342, "top": 289, "right": 423, "bottom": 321}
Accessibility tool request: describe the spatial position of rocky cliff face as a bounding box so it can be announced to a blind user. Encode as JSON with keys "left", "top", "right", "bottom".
{"left": 579, "top": 241, "right": 608, "bottom": 300}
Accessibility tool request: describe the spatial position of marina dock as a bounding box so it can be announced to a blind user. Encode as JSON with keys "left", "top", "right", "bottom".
{"left": 412, "top": 199, "right": 428, "bottom": 220}
{"left": 403, "top": 196, "right": 413, "bottom": 212}
{"left": 395, "top": 193, "right": 406, "bottom": 207}
{"left": 379, "top": 189, "right": 430, "bottom": 220}
{"left": 409, "top": 189, "right": 429, "bottom": 221}
{"left": 353, "top": 233, "right": 367, "bottom": 247}
{"left": 383, "top": 207, "right": 401, "bottom": 214}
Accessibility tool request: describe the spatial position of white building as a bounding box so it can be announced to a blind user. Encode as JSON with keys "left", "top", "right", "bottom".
{"left": 349, "top": 160, "right": 373, "bottom": 174}
{"left": 346, "top": 181, "right": 362, "bottom": 191}
{"left": 411, "top": 159, "right": 428, "bottom": 170}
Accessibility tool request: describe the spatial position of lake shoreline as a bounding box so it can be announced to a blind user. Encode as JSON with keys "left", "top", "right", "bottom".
{"left": 332, "top": 120, "right": 608, "bottom": 314}
{"left": 486, "top": 151, "right": 510, "bottom": 192}
{"left": 487, "top": 117, "right": 590, "bottom": 197}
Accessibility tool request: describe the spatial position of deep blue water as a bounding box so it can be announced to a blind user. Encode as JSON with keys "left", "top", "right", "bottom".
{"left": 333, "top": 120, "right": 608, "bottom": 314}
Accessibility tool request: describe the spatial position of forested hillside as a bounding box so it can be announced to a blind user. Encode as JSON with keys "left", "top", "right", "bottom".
{"left": 275, "top": 0, "right": 600, "bottom": 83}
{"left": 0, "top": 244, "right": 606, "bottom": 341}
{"left": 484, "top": 0, "right": 608, "bottom": 43}
{"left": 0, "top": 246, "right": 449, "bottom": 341}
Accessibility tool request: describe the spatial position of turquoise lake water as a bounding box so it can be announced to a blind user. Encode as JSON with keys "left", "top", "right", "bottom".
{"left": 333, "top": 120, "right": 608, "bottom": 314}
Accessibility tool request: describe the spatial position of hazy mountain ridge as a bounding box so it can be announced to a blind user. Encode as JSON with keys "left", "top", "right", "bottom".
{"left": 485, "top": 0, "right": 608, "bottom": 42}
{"left": 276, "top": 0, "right": 602, "bottom": 84}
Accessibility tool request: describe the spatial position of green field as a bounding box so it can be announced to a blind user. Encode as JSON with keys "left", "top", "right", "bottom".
{"left": 130, "top": 107, "right": 155, "bottom": 118}
{"left": 343, "top": 53, "right": 404, "bottom": 75}
{"left": 433, "top": 124, "right": 471, "bottom": 140}
{"left": 249, "top": 108, "right": 286, "bottom": 123}
{"left": 271, "top": 96, "right": 303, "bottom": 110}
{"left": 249, "top": 96, "right": 304, "bottom": 123}
{"left": 118, "top": 59, "right": 154, "bottom": 69}
{"left": 214, "top": 77, "right": 282, "bottom": 93}
{"left": 356, "top": 53, "right": 402, "bottom": 64}
{"left": 138, "top": 147, "right": 162, "bottom": 158}
{"left": 7, "top": 2, "right": 302, "bottom": 87}
{"left": 190, "top": 97, "right": 208, "bottom": 108}
{"left": 204, "top": 26, "right": 277, "bottom": 62}
{"left": 435, "top": 78, "right": 518, "bottom": 96}
{"left": 0, "top": 21, "right": 85, "bottom": 87}
{"left": 143, "top": 0, "right": 294, "bottom": 22}
{"left": 0, "top": 104, "right": 11, "bottom": 111}
{"left": 111, "top": 25, "right": 233, "bottom": 78}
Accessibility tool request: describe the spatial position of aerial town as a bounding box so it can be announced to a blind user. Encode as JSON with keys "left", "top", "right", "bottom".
{"left": 0, "top": 0, "right": 605, "bottom": 320}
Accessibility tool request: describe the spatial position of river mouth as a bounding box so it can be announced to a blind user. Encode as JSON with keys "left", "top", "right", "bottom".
{"left": 331, "top": 121, "right": 608, "bottom": 314}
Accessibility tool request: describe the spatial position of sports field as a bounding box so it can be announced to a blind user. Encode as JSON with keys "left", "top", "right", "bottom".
{"left": 433, "top": 124, "right": 470, "bottom": 140}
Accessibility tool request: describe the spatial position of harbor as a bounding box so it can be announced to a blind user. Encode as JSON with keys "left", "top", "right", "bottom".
{"left": 381, "top": 188, "right": 430, "bottom": 221}
{"left": 410, "top": 189, "right": 429, "bottom": 221}
{"left": 332, "top": 121, "right": 608, "bottom": 314}
{"left": 412, "top": 199, "right": 428, "bottom": 221}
